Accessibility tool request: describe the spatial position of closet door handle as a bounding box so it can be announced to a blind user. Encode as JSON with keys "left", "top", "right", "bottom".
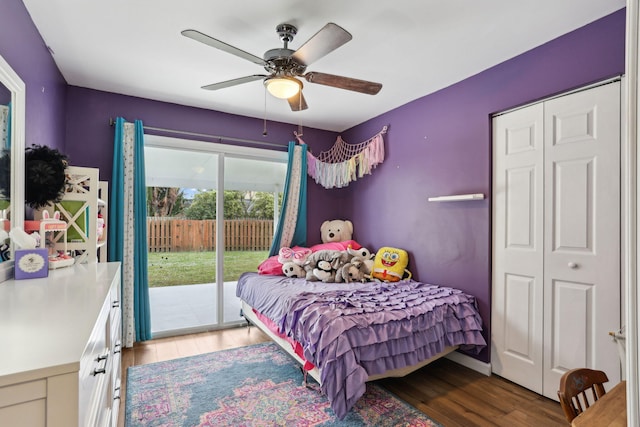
{"left": 568, "top": 262, "right": 578, "bottom": 269}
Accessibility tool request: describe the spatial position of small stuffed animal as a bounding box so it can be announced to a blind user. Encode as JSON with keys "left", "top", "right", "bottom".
{"left": 304, "top": 249, "right": 350, "bottom": 282}
{"left": 320, "top": 219, "right": 353, "bottom": 243}
{"left": 282, "top": 261, "right": 306, "bottom": 278}
{"left": 371, "top": 247, "right": 412, "bottom": 282}
{"left": 347, "top": 245, "right": 374, "bottom": 275}
{"left": 313, "top": 260, "right": 336, "bottom": 282}
{"left": 337, "top": 258, "right": 369, "bottom": 283}
{"left": 278, "top": 247, "right": 312, "bottom": 265}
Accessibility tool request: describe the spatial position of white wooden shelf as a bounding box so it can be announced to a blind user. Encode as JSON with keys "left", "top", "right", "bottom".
{"left": 428, "top": 193, "right": 485, "bottom": 202}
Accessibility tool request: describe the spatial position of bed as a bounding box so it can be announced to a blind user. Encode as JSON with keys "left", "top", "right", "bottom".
{"left": 236, "top": 271, "right": 487, "bottom": 419}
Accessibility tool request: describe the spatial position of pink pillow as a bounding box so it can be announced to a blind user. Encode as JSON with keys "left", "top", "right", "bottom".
{"left": 257, "top": 255, "right": 284, "bottom": 275}
{"left": 309, "top": 240, "right": 362, "bottom": 252}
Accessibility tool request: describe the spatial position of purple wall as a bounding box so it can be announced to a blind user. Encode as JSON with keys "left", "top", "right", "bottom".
{"left": 0, "top": 0, "right": 67, "bottom": 151}
{"left": 341, "top": 9, "right": 626, "bottom": 362}
{"left": 64, "top": 86, "right": 340, "bottom": 243}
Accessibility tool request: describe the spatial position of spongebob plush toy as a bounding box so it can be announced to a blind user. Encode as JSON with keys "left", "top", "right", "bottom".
{"left": 371, "top": 247, "right": 412, "bottom": 282}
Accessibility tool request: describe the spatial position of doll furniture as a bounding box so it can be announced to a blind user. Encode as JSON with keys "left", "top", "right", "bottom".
{"left": 36, "top": 166, "right": 108, "bottom": 264}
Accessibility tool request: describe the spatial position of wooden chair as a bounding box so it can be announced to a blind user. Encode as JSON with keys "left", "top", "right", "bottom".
{"left": 557, "top": 368, "right": 609, "bottom": 423}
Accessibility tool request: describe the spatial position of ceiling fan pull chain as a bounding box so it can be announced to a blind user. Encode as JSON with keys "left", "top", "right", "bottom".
{"left": 262, "top": 86, "right": 268, "bottom": 136}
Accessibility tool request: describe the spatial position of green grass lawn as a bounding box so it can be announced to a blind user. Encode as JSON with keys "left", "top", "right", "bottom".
{"left": 147, "top": 250, "right": 269, "bottom": 287}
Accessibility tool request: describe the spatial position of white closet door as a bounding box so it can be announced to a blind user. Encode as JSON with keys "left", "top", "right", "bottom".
{"left": 542, "top": 82, "right": 621, "bottom": 397}
{"left": 492, "top": 103, "right": 545, "bottom": 393}
{"left": 493, "top": 81, "right": 621, "bottom": 400}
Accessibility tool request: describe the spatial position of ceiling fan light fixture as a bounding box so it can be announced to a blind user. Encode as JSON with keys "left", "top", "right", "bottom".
{"left": 264, "top": 76, "right": 302, "bottom": 99}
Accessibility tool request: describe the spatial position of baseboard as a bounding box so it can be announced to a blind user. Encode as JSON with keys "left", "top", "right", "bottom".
{"left": 445, "top": 351, "right": 492, "bottom": 376}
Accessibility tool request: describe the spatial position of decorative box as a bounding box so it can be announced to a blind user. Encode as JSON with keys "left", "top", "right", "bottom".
{"left": 14, "top": 248, "right": 49, "bottom": 279}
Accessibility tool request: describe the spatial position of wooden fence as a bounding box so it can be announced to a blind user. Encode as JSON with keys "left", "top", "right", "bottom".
{"left": 147, "top": 218, "right": 274, "bottom": 252}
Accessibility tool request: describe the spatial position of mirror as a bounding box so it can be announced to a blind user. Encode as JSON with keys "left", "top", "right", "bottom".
{"left": 0, "top": 53, "right": 26, "bottom": 281}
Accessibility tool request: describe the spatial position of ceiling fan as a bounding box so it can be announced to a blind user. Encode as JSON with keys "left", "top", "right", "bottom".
{"left": 181, "top": 22, "right": 382, "bottom": 111}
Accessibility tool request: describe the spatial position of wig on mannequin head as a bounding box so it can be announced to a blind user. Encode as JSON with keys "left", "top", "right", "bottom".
{"left": 25, "top": 144, "right": 68, "bottom": 209}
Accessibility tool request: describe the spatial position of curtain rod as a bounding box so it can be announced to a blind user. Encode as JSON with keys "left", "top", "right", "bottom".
{"left": 108, "top": 118, "right": 288, "bottom": 149}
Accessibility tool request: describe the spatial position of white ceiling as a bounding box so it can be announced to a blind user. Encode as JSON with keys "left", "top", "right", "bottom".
{"left": 23, "top": 0, "right": 625, "bottom": 132}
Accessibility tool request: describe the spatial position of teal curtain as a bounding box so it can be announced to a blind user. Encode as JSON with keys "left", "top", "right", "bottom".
{"left": 269, "top": 141, "right": 307, "bottom": 256}
{"left": 110, "top": 117, "right": 152, "bottom": 344}
{"left": 133, "top": 120, "right": 151, "bottom": 341}
{"left": 109, "top": 117, "right": 124, "bottom": 263}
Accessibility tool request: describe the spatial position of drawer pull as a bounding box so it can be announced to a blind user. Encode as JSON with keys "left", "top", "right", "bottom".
{"left": 92, "top": 352, "right": 109, "bottom": 375}
{"left": 91, "top": 367, "right": 106, "bottom": 376}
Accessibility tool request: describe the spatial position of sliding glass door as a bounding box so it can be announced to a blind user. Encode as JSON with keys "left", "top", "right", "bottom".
{"left": 144, "top": 135, "right": 286, "bottom": 337}
{"left": 222, "top": 156, "right": 285, "bottom": 323}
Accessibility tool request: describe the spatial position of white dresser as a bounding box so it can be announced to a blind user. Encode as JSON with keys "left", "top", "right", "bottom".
{"left": 0, "top": 262, "right": 122, "bottom": 427}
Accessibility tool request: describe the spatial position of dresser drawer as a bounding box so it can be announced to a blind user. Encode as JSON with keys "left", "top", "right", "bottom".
{"left": 0, "top": 380, "right": 46, "bottom": 427}
{"left": 110, "top": 280, "right": 120, "bottom": 317}
{"left": 110, "top": 306, "right": 121, "bottom": 350}
{"left": 111, "top": 378, "right": 121, "bottom": 427}
{"left": 79, "top": 298, "right": 110, "bottom": 427}
{"left": 0, "top": 398, "right": 46, "bottom": 427}
{"left": 0, "top": 379, "right": 46, "bottom": 408}
{"left": 85, "top": 370, "right": 111, "bottom": 427}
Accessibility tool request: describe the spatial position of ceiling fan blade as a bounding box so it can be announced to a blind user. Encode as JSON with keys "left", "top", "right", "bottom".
{"left": 201, "top": 75, "right": 266, "bottom": 91}
{"left": 291, "top": 23, "right": 352, "bottom": 66}
{"left": 287, "top": 91, "right": 308, "bottom": 111}
{"left": 182, "top": 29, "right": 266, "bottom": 66}
{"left": 304, "top": 72, "right": 382, "bottom": 95}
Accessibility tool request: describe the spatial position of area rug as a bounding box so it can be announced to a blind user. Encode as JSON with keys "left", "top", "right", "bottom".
{"left": 125, "top": 341, "right": 441, "bottom": 426}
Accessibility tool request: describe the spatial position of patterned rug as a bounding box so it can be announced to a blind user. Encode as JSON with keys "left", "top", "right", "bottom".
{"left": 125, "top": 341, "right": 442, "bottom": 426}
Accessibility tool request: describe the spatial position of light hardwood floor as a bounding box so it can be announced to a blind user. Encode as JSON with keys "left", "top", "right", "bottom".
{"left": 118, "top": 326, "right": 567, "bottom": 427}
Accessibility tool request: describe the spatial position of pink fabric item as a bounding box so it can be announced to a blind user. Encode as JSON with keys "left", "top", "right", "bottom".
{"left": 309, "top": 240, "right": 362, "bottom": 252}
{"left": 257, "top": 255, "right": 286, "bottom": 275}
{"left": 253, "top": 309, "right": 315, "bottom": 371}
{"left": 307, "top": 151, "right": 316, "bottom": 178}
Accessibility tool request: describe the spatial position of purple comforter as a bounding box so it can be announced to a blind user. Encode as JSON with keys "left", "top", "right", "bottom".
{"left": 236, "top": 272, "right": 486, "bottom": 419}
